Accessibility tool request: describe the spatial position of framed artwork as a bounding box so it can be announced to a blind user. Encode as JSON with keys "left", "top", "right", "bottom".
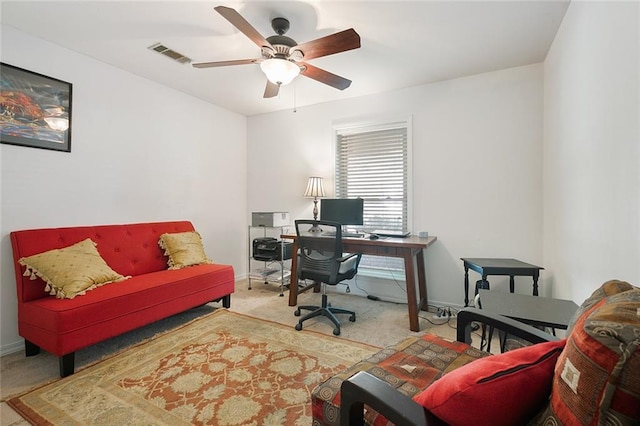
{"left": 0, "top": 63, "right": 72, "bottom": 152}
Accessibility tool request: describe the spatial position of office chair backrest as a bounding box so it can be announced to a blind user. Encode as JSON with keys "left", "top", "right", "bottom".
{"left": 295, "top": 220, "right": 348, "bottom": 284}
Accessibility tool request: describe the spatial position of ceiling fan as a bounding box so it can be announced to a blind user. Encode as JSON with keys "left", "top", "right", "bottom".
{"left": 193, "top": 6, "right": 361, "bottom": 98}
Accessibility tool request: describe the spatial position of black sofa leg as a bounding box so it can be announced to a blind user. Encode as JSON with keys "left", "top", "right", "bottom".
{"left": 25, "top": 340, "right": 40, "bottom": 357}
{"left": 59, "top": 353, "right": 75, "bottom": 377}
{"left": 213, "top": 294, "right": 231, "bottom": 308}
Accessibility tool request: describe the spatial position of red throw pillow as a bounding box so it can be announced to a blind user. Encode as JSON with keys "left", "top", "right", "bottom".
{"left": 413, "top": 339, "right": 566, "bottom": 426}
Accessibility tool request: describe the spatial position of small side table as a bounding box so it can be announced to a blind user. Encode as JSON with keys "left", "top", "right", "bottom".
{"left": 478, "top": 289, "right": 578, "bottom": 352}
{"left": 461, "top": 258, "right": 544, "bottom": 307}
{"left": 478, "top": 289, "right": 578, "bottom": 331}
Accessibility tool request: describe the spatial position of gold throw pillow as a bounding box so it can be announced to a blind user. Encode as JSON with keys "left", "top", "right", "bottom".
{"left": 158, "top": 231, "right": 213, "bottom": 269}
{"left": 18, "top": 238, "right": 129, "bottom": 299}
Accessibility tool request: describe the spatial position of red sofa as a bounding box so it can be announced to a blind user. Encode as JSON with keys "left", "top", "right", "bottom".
{"left": 10, "top": 221, "right": 235, "bottom": 377}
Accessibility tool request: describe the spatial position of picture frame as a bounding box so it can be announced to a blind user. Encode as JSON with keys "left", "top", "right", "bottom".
{"left": 0, "top": 63, "right": 72, "bottom": 152}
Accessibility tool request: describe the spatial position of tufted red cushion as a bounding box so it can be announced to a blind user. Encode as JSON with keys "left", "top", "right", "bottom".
{"left": 414, "top": 339, "right": 566, "bottom": 426}
{"left": 11, "top": 221, "right": 195, "bottom": 302}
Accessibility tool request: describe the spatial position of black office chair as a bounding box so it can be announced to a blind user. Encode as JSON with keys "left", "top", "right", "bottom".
{"left": 293, "top": 219, "right": 362, "bottom": 336}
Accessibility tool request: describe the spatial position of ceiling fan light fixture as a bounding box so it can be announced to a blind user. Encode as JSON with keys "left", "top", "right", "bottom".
{"left": 260, "top": 58, "right": 300, "bottom": 86}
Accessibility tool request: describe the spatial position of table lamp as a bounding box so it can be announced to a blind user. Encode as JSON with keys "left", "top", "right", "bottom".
{"left": 303, "top": 176, "right": 326, "bottom": 232}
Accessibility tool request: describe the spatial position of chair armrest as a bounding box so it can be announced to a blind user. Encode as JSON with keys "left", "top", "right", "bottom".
{"left": 456, "top": 307, "right": 559, "bottom": 345}
{"left": 340, "top": 371, "right": 432, "bottom": 426}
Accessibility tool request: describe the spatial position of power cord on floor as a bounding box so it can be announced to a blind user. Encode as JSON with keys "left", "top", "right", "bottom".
{"left": 418, "top": 315, "right": 453, "bottom": 326}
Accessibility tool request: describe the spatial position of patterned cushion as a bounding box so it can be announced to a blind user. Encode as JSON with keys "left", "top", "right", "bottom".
{"left": 532, "top": 287, "right": 640, "bottom": 425}
{"left": 158, "top": 231, "right": 212, "bottom": 269}
{"left": 311, "top": 334, "right": 488, "bottom": 426}
{"left": 18, "top": 238, "right": 128, "bottom": 299}
{"left": 565, "top": 279, "right": 635, "bottom": 333}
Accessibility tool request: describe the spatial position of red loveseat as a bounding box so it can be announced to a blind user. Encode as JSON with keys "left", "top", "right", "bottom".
{"left": 10, "top": 221, "right": 235, "bottom": 377}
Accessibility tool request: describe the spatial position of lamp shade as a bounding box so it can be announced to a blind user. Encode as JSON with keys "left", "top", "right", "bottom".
{"left": 304, "top": 177, "right": 326, "bottom": 198}
{"left": 260, "top": 58, "right": 300, "bottom": 86}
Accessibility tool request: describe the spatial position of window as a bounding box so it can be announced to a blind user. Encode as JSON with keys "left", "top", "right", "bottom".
{"left": 334, "top": 118, "right": 411, "bottom": 273}
{"left": 334, "top": 119, "right": 411, "bottom": 232}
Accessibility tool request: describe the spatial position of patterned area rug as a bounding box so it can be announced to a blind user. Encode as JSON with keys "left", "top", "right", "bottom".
{"left": 7, "top": 310, "right": 378, "bottom": 425}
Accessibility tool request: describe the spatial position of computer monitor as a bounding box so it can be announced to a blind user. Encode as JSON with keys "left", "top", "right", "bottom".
{"left": 320, "top": 198, "right": 364, "bottom": 226}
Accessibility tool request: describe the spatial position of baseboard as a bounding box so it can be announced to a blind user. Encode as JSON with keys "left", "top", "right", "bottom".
{"left": 238, "top": 273, "right": 466, "bottom": 313}
{"left": 1, "top": 339, "right": 24, "bottom": 357}
{"left": 329, "top": 275, "right": 465, "bottom": 312}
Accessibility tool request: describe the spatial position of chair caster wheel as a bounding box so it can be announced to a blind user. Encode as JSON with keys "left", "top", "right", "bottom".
{"left": 295, "top": 323, "right": 302, "bottom": 331}
{"left": 349, "top": 314, "right": 356, "bottom": 322}
{"left": 294, "top": 309, "right": 301, "bottom": 316}
{"left": 333, "top": 328, "right": 340, "bottom": 336}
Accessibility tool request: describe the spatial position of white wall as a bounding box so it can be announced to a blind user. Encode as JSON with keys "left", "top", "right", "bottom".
{"left": 543, "top": 1, "right": 640, "bottom": 303}
{"left": 6, "top": 0, "right": 635, "bottom": 355}
{"left": 247, "top": 64, "right": 544, "bottom": 307}
{"left": 0, "top": 26, "right": 248, "bottom": 354}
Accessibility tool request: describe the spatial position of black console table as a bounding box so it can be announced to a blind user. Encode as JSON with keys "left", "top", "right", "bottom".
{"left": 461, "top": 258, "right": 544, "bottom": 307}
{"left": 478, "top": 289, "right": 577, "bottom": 352}
{"left": 478, "top": 289, "right": 578, "bottom": 330}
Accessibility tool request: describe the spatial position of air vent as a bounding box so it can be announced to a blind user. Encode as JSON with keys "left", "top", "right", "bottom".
{"left": 148, "top": 43, "right": 192, "bottom": 64}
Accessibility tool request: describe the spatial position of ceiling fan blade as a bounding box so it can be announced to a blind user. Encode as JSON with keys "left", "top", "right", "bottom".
{"left": 263, "top": 80, "right": 280, "bottom": 98}
{"left": 292, "top": 29, "right": 360, "bottom": 61}
{"left": 214, "top": 6, "right": 273, "bottom": 50}
{"left": 300, "top": 63, "right": 352, "bottom": 90}
{"left": 193, "top": 59, "right": 260, "bottom": 69}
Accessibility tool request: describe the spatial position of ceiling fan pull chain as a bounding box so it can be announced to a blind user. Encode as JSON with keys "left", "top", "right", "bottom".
{"left": 293, "top": 81, "right": 297, "bottom": 113}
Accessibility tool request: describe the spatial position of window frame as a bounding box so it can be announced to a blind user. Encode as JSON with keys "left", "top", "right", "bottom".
{"left": 332, "top": 116, "right": 413, "bottom": 274}
{"left": 332, "top": 116, "right": 413, "bottom": 232}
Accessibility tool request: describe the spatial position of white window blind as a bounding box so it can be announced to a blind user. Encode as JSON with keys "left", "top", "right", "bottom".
{"left": 335, "top": 122, "right": 409, "bottom": 232}
{"left": 335, "top": 120, "right": 410, "bottom": 274}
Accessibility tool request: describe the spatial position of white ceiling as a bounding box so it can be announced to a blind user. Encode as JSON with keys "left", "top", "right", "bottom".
{"left": 1, "top": 0, "right": 570, "bottom": 116}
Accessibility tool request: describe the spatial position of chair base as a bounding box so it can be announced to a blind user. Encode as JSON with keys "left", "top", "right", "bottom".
{"left": 294, "top": 294, "right": 355, "bottom": 336}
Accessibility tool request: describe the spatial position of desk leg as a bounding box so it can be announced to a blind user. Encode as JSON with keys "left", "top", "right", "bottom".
{"left": 532, "top": 272, "right": 539, "bottom": 296}
{"left": 464, "top": 266, "right": 470, "bottom": 307}
{"left": 404, "top": 250, "right": 420, "bottom": 332}
{"left": 416, "top": 249, "right": 428, "bottom": 312}
{"left": 288, "top": 240, "right": 299, "bottom": 306}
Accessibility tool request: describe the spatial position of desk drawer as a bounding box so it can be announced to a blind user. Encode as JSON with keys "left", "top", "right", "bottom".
{"left": 376, "top": 246, "right": 397, "bottom": 256}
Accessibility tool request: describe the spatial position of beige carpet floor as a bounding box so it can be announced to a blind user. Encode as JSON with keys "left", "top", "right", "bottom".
{"left": 1, "top": 278, "right": 459, "bottom": 425}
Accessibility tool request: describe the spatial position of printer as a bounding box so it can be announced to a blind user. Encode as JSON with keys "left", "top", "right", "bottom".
{"left": 252, "top": 237, "right": 293, "bottom": 261}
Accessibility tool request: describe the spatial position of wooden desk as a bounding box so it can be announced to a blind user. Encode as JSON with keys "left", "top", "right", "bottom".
{"left": 282, "top": 234, "right": 437, "bottom": 332}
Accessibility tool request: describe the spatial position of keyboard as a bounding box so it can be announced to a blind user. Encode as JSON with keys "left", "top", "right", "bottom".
{"left": 372, "top": 230, "right": 411, "bottom": 238}
{"left": 342, "top": 232, "right": 364, "bottom": 238}
{"left": 323, "top": 231, "right": 364, "bottom": 238}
